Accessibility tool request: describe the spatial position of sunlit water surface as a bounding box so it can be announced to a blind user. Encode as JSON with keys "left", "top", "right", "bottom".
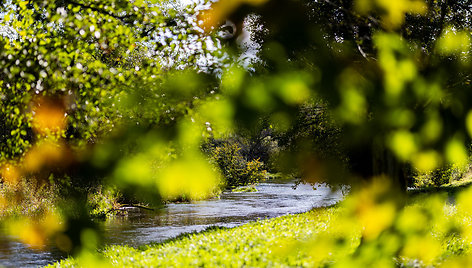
{"left": 0, "top": 180, "right": 344, "bottom": 267}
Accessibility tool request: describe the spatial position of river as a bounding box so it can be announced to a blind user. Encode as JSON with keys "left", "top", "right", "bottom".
{"left": 0, "top": 180, "right": 344, "bottom": 267}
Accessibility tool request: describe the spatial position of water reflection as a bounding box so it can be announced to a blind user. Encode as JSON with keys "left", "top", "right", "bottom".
{"left": 0, "top": 180, "right": 344, "bottom": 267}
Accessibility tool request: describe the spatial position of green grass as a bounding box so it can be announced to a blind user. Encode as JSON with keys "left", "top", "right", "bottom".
{"left": 46, "top": 176, "right": 472, "bottom": 268}
{"left": 48, "top": 207, "right": 338, "bottom": 267}
{"left": 47, "top": 180, "right": 472, "bottom": 267}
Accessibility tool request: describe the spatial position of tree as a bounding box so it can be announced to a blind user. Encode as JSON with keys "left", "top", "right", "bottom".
{"left": 1, "top": 0, "right": 471, "bottom": 257}
{"left": 202, "top": 0, "right": 472, "bottom": 189}
{"left": 0, "top": 0, "right": 228, "bottom": 253}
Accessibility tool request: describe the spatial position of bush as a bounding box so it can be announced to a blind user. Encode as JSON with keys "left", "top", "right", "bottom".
{"left": 413, "top": 164, "right": 470, "bottom": 188}
{"left": 0, "top": 178, "right": 59, "bottom": 218}
{"left": 87, "top": 186, "right": 122, "bottom": 218}
{"left": 205, "top": 141, "right": 267, "bottom": 188}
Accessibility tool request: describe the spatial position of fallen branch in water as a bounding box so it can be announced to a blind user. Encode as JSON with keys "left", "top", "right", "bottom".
{"left": 106, "top": 204, "right": 155, "bottom": 214}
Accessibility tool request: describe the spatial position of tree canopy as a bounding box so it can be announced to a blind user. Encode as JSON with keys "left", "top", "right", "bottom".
{"left": 213, "top": 0, "right": 472, "bottom": 187}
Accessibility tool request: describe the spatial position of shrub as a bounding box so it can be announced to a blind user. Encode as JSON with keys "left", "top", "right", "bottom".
{"left": 413, "top": 164, "right": 470, "bottom": 188}
{"left": 87, "top": 186, "right": 122, "bottom": 218}
{"left": 206, "top": 141, "right": 267, "bottom": 188}
{"left": 0, "top": 178, "right": 59, "bottom": 218}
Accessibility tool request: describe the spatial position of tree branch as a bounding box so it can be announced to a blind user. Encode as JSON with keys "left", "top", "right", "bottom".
{"left": 320, "top": 0, "right": 381, "bottom": 27}
{"left": 66, "top": 0, "right": 135, "bottom": 23}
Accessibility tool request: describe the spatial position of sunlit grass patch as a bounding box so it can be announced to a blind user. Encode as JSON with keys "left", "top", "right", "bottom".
{"left": 102, "top": 208, "right": 337, "bottom": 267}
{"left": 48, "top": 183, "right": 472, "bottom": 267}
{"left": 49, "top": 207, "right": 338, "bottom": 267}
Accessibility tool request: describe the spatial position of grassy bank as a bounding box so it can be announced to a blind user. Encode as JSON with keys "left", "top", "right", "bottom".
{"left": 48, "top": 180, "right": 472, "bottom": 267}
{"left": 49, "top": 207, "right": 340, "bottom": 267}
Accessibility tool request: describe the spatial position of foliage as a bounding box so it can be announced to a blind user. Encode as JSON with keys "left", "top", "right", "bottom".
{"left": 0, "top": 0, "right": 231, "bottom": 252}
{"left": 231, "top": 185, "right": 257, "bottom": 192}
{"left": 1, "top": 0, "right": 472, "bottom": 260}
{"left": 210, "top": 0, "right": 472, "bottom": 188}
{"left": 0, "top": 177, "right": 59, "bottom": 218}
{"left": 0, "top": 0, "right": 227, "bottom": 160}
{"left": 414, "top": 164, "right": 470, "bottom": 188}
{"left": 275, "top": 102, "right": 347, "bottom": 183}
{"left": 203, "top": 103, "right": 344, "bottom": 185}
{"left": 87, "top": 185, "right": 121, "bottom": 218}
{"left": 205, "top": 139, "right": 267, "bottom": 188}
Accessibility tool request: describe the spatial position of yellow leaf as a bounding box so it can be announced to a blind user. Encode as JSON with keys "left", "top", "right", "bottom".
{"left": 402, "top": 235, "right": 442, "bottom": 265}
{"left": 157, "top": 155, "right": 219, "bottom": 200}
{"left": 445, "top": 138, "right": 468, "bottom": 166}
{"left": 388, "top": 130, "right": 417, "bottom": 161}
{"left": 31, "top": 97, "right": 67, "bottom": 135}
{"left": 0, "top": 163, "right": 22, "bottom": 185}
{"left": 412, "top": 151, "right": 441, "bottom": 173}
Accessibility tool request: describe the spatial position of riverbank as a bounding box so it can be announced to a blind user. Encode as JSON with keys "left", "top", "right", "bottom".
{"left": 49, "top": 207, "right": 339, "bottom": 267}
{"left": 48, "top": 181, "right": 472, "bottom": 267}
{"left": 1, "top": 180, "right": 340, "bottom": 267}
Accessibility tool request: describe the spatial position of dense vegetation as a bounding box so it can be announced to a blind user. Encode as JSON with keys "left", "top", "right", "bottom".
{"left": 1, "top": 0, "right": 472, "bottom": 266}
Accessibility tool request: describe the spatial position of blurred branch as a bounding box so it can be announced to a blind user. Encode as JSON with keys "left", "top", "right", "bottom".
{"left": 66, "top": 0, "right": 136, "bottom": 23}
{"left": 321, "top": 0, "right": 382, "bottom": 27}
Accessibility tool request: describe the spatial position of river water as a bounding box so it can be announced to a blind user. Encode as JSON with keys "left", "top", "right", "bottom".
{"left": 0, "top": 180, "right": 344, "bottom": 267}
